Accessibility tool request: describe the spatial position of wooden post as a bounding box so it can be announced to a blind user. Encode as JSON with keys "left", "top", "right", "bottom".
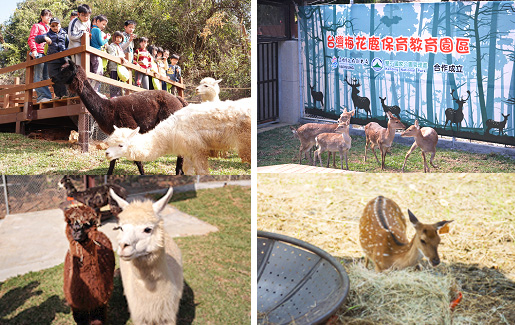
{"left": 78, "top": 111, "right": 90, "bottom": 153}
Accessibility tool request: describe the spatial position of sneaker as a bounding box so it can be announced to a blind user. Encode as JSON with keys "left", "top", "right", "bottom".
{"left": 37, "top": 98, "right": 51, "bottom": 103}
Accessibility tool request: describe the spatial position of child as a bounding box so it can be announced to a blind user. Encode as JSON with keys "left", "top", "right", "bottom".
{"left": 107, "top": 31, "right": 127, "bottom": 97}
{"left": 167, "top": 54, "right": 182, "bottom": 95}
{"left": 28, "top": 9, "right": 52, "bottom": 102}
{"left": 35, "top": 17, "right": 69, "bottom": 99}
{"left": 133, "top": 37, "right": 151, "bottom": 89}
{"left": 121, "top": 20, "right": 137, "bottom": 63}
{"left": 90, "top": 15, "right": 111, "bottom": 92}
{"left": 68, "top": 4, "right": 91, "bottom": 67}
{"left": 156, "top": 48, "right": 168, "bottom": 90}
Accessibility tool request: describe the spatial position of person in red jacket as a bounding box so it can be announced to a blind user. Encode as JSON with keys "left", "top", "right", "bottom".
{"left": 27, "top": 9, "right": 53, "bottom": 102}
{"left": 133, "top": 37, "right": 151, "bottom": 89}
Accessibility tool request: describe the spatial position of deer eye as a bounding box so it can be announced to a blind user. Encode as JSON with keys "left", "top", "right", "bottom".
{"left": 144, "top": 227, "right": 152, "bottom": 234}
{"left": 420, "top": 239, "right": 426, "bottom": 245}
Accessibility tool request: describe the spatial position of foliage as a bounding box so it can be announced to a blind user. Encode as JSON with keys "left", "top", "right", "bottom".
{"left": 0, "top": 0, "right": 250, "bottom": 96}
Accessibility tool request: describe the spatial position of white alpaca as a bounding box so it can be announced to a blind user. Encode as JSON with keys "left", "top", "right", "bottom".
{"left": 110, "top": 188, "right": 183, "bottom": 325}
{"left": 196, "top": 77, "right": 222, "bottom": 102}
{"left": 105, "top": 99, "right": 252, "bottom": 175}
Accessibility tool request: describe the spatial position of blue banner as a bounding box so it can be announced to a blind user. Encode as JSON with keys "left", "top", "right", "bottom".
{"left": 299, "top": 1, "right": 515, "bottom": 144}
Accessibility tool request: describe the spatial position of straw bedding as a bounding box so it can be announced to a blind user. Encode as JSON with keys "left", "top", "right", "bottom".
{"left": 257, "top": 173, "right": 515, "bottom": 324}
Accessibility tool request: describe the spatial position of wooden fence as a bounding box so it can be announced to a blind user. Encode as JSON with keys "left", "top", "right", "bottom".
{"left": 0, "top": 34, "right": 185, "bottom": 152}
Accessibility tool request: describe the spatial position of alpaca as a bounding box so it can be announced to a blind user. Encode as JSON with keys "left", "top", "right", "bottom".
{"left": 63, "top": 204, "right": 115, "bottom": 324}
{"left": 58, "top": 175, "right": 128, "bottom": 219}
{"left": 110, "top": 188, "right": 183, "bottom": 325}
{"left": 196, "top": 77, "right": 222, "bottom": 102}
{"left": 105, "top": 98, "right": 252, "bottom": 175}
{"left": 50, "top": 59, "right": 187, "bottom": 175}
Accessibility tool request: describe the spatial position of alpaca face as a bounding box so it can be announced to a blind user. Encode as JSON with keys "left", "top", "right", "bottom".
{"left": 51, "top": 60, "right": 77, "bottom": 85}
{"left": 110, "top": 188, "right": 174, "bottom": 261}
{"left": 105, "top": 126, "right": 140, "bottom": 161}
{"left": 64, "top": 205, "right": 100, "bottom": 243}
{"left": 115, "top": 221, "right": 163, "bottom": 260}
{"left": 196, "top": 78, "right": 221, "bottom": 101}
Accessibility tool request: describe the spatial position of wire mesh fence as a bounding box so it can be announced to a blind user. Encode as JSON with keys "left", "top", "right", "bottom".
{"left": 0, "top": 175, "right": 249, "bottom": 219}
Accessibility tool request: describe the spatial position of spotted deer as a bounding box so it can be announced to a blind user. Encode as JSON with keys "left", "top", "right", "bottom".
{"left": 345, "top": 77, "right": 371, "bottom": 118}
{"left": 359, "top": 196, "right": 453, "bottom": 272}
{"left": 314, "top": 110, "right": 355, "bottom": 170}
{"left": 290, "top": 109, "right": 354, "bottom": 165}
{"left": 364, "top": 111, "right": 406, "bottom": 170}
{"left": 486, "top": 113, "right": 510, "bottom": 136}
{"left": 400, "top": 119, "right": 438, "bottom": 173}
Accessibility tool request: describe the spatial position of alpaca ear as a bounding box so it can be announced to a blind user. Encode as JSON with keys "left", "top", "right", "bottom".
{"left": 113, "top": 125, "right": 119, "bottom": 130}
{"left": 153, "top": 188, "right": 174, "bottom": 215}
{"left": 215, "top": 79, "right": 222, "bottom": 84}
{"left": 129, "top": 127, "right": 140, "bottom": 139}
{"left": 110, "top": 188, "right": 129, "bottom": 210}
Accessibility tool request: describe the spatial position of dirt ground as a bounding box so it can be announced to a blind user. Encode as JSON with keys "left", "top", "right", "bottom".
{"left": 257, "top": 173, "right": 515, "bottom": 324}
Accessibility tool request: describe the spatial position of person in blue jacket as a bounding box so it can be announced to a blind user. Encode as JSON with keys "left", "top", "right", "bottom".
{"left": 35, "top": 17, "right": 69, "bottom": 98}
{"left": 90, "top": 15, "right": 111, "bottom": 92}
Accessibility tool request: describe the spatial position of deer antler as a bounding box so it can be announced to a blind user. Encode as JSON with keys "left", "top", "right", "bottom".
{"left": 463, "top": 90, "right": 471, "bottom": 101}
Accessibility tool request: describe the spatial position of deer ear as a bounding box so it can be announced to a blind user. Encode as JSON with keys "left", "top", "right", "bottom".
{"left": 435, "top": 220, "right": 453, "bottom": 234}
{"left": 350, "top": 110, "right": 355, "bottom": 116}
{"left": 387, "top": 111, "right": 393, "bottom": 119}
{"left": 414, "top": 119, "right": 420, "bottom": 127}
{"left": 153, "top": 187, "right": 174, "bottom": 215}
{"left": 408, "top": 209, "right": 419, "bottom": 226}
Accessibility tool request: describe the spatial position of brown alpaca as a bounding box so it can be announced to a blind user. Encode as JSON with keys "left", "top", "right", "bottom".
{"left": 59, "top": 176, "right": 127, "bottom": 219}
{"left": 63, "top": 205, "right": 115, "bottom": 325}
{"left": 51, "top": 59, "right": 187, "bottom": 175}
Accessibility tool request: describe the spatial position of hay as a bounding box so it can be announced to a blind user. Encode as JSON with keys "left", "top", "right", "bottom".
{"left": 257, "top": 173, "right": 515, "bottom": 324}
{"left": 338, "top": 263, "right": 458, "bottom": 325}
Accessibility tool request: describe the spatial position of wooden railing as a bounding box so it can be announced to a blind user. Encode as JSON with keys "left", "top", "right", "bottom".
{"left": 0, "top": 34, "right": 185, "bottom": 152}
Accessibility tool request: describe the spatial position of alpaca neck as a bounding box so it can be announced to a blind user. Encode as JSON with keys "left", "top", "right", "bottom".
{"left": 71, "top": 69, "right": 113, "bottom": 133}
{"left": 127, "top": 115, "right": 183, "bottom": 161}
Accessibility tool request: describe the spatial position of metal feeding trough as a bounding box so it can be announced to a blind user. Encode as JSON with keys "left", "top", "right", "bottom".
{"left": 257, "top": 231, "right": 350, "bottom": 325}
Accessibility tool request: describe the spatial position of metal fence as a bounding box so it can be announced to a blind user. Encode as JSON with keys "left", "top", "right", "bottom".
{"left": 0, "top": 175, "right": 250, "bottom": 219}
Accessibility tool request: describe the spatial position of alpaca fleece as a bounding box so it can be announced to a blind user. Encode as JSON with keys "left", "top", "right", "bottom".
{"left": 111, "top": 189, "right": 183, "bottom": 325}
{"left": 63, "top": 205, "right": 115, "bottom": 324}
{"left": 105, "top": 98, "right": 252, "bottom": 174}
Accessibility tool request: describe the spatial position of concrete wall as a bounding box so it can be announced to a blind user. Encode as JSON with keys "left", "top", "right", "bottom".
{"left": 278, "top": 40, "right": 302, "bottom": 124}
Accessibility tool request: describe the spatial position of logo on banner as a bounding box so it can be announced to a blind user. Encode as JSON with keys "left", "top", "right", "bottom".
{"left": 371, "top": 58, "right": 383, "bottom": 72}
{"left": 331, "top": 56, "right": 338, "bottom": 70}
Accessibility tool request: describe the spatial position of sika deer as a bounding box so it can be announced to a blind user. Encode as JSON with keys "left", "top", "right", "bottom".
{"left": 400, "top": 119, "right": 438, "bottom": 173}
{"left": 379, "top": 96, "right": 401, "bottom": 119}
{"left": 359, "top": 196, "right": 453, "bottom": 272}
{"left": 314, "top": 110, "right": 355, "bottom": 170}
{"left": 364, "top": 111, "right": 406, "bottom": 170}
{"left": 290, "top": 109, "right": 354, "bottom": 165}
{"left": 345, "top": 77, "right": 371, "bottom": 118}
{"left": 486, "top": 113, "right": 510, "bottom": 136}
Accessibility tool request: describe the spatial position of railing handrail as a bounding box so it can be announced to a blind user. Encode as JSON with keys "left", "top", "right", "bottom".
{"left": 0, "top": 33, "right": 184, "bottom": 100}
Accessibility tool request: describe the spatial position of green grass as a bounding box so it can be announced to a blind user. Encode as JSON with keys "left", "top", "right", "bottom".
{"left": 0, "top": 186, "right": 251, "bottom": 324}
{"left": 0, "top": 132, "right": 250, "bottom": 175}
{"left": 258, "top": 125, "right": 515, "bottom": 172}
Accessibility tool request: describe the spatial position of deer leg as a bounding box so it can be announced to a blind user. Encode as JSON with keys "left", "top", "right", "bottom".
{"left": 326, "top": 152, "right": 330, "bottom": 168}
{"left": 380, "top": 147, "right": 387, "bottom": 170}
{"left": 422, "top": 151, "right": 429, "bottom": 173}
{"left": 402, "top": 142, "right": 418, "bottom": 173}
{"left": 429, "top": 151, "right": 438, "bottom": 169}
{"left": 372, "top": 146, "right": 380, "bottom": 165}
{"left": 364, "top": 140, "right": 368, "bottom": 162}
{"left": 343, "top": 150, "right": 348, "bottom": 170}
{"left": 332, "top": 151, "right": 336, "bottom": 168}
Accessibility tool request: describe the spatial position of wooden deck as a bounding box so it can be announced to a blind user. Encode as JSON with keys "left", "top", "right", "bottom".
{"left": 257, "top": 163, "right": 356, "bottom": 173}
